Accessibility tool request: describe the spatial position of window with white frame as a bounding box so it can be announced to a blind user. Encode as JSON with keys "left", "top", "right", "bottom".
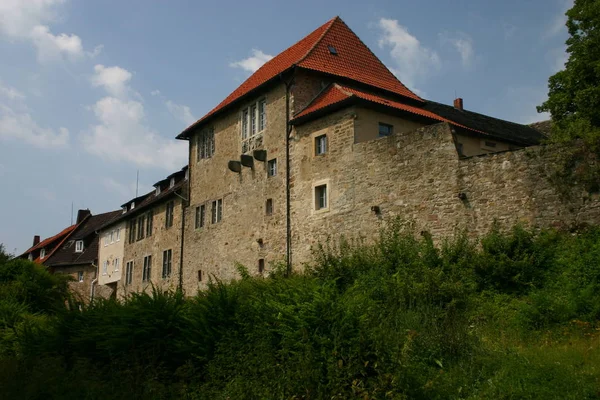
{"left": 110, "top": 230, "right": 114, "bottom": 243}
{"left": 197, "top": 127, "right": 215, "bottom": 160}
{"left": 315, "top": 184, "right": 328, "bottom": 211}
{"left": 104, "top": 235, "right": 108, "bottom": 247}
{"left": 114, "top": 258, "right": 120, "bottom": 272}
{"left": 116, "top": 228, "right": 121, "bottom": 242}
{"left": 267, "top": 158, "right": 277, "bottom": 177}
{"left": 315, "top": 134, "right": 327, "bottom": 155}
{"left": 240, "top": 98, "right": 266, "bottom": 153}
{"left": 40, "top": 248, "right": 46, "bottom": 259}
{"left": 195, "top": 204, "right": 205, "bottom": 229}
{"left": 142, "top": 255, "right": 152, "bottom": 282}
{"left": 103, "top": 260, "right": 108, "bottom": 275}
{"left": 75, "top": 240, "right": 84, "bottom": 253}
{"left": 162, "top": 249, "right": 172, "bottom": 279}
{"left": 125, "top": 261, "right": 133, "bottom": 285}
{"left": 211, "top": 199, "right": 223, "bottom": 224}
{"left": 78, "top": 271, "right": 84, "bottom": 282}
{"left": 170, "top": 178, "right": 175, "bottom": 188}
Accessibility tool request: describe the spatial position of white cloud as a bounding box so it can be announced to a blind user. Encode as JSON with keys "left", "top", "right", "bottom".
{"left": 376, "top": 18, "right": 440, "bottom": 90}
{"left": 166, "top": 100, "right": 196, "bottom": 125}
{"left": 30, "top": 25, "right": 83, "bottom": 63}
{"left": 0, "top": 0, "right": 98, "bottom": 63}
{"left": 439, "top": 32, "right": 475, "bottom": 67}
{"left": 0, "top": 104, "right": 69, "bottom": 147}
{"left": 230, "top": 49, "right": 273, "bottom": 73}
{"left": 91, "top": 65, "right": 133, "bottom": 97}
{"left": 151, "top": 90, "right": 161, "bottom": 96}
{"left": 0, "top": 82, "right": 25, "bottom": 100}
{"left": 82, "top": 96, "right": 186, "bottom": 170}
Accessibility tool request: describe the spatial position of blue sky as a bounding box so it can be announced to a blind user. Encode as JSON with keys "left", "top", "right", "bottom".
{"left": 0, "top": 0, "right": 572, "bottom": 255}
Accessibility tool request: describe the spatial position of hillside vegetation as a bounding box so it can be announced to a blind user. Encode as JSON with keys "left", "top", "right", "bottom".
{"left": 1, "top": 222, "right": 599, "bottom": 399}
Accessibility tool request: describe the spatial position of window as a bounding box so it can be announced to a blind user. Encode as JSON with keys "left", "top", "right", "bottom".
{"left": 241, "top": 99, "right": 266, "bottom": 153}
{"left": 125, "top": 261, "right": 133, "bottom": 285}
{"left": 315, "top": 134, "right": 327, "bottom": 155}
{"left": 258, "top": 259, "right": 265, "bottom": 274}
{"left": 75, "top": 240, "right": 84, "bottom": 253}
{"left": 197, "top": 127, "right": 215, "bottom": 160}
{"left": 378, "top": 122, "right": 393, "bottom": 137}
{"left": 128, "top": 219, "right": 136, "bottom": 244}
{"left": 483, "top": 140, "right": 497, "bottom": 149}
{"left": 28, "top": 253, "right": 33, "bottom": 261}
{"left": 137, "top": 215, "right": 145, "bottom": 241}
{"left": 162, "top": 249, "right": 172, "bottom": 279}
{"left": 267, "top": 158, "right": 277, "bottom": 177}
{"left": 198, "top": 270, "right": 203, "bottom": 282}
{"left": 103, "top": 260, "right": 108, "bottom": 275}
{"left": 146, "top": 210, "right": 153, "bottom": 237}
{"left": 211, "top": 199, "right": 223, "bottom": 224}
{"left": 110, "top": 230, "right": 114, "bottom": 243}
{"left": 195, "top": 204, "right": 205, "bottom": 229}
{"left": 170, "top": 178, "right": 175, "bottom": 188}
{"left": 155, "top": 186, "right": 161, "bottom": 196}
{"left": 165, "top": 201, "right": 174, "bottom": 228}
{"left": 114, "top": 258, "right": 120, "bottom": 272}
{"left": 265, "top": 199, "right": 273, "bottom": 216}
{"left": 40, "top": 248, "right": 46, "bottom": 259}
{"left": 78, "top": 271, "right": 84, "bottom": 282}
{"left": 258, "top": 99, "right": 266, "bottom": 131}
{"left": 131, "top": 201, "right": 135, "bottom": 210}
{"left": 315, "top": 184, "right": 328, "bottom": 210}
{"left": 142, "top": 255, "right": 152, "bottom": 282}
{"left": 104, "top": 235, "right": 108, "bottom": 247}
{"left": 116, "top": 228, "right": 121, "bottom": 242}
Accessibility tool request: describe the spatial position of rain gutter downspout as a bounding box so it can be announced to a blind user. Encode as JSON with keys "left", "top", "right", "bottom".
{"left": 279, "top": 68, "right": 295, "bottom": 277}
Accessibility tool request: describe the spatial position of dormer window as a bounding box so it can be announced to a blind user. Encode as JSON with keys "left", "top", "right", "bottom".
{"left": 75, "top": 240, "right": 84, "bottom": 253}
{"left": 122, "top": 206, "right": 127, "bottom": 214}
{"left": 170, "top": 178, "right": 175, "bottom": 188}
{"left": 28, "top": 253, "right": 33, "bottom": 261}
{"left": 185, "top": 168, "right": 189, "bottom": 181}
{"left": 131, "top": 201, "right": 135, "bottom": 210}
{"left": 40, "top": 248, "right": 46, "bottom": 259}
{"left": 155, "top": 186, "right": 161, "bottom": 196}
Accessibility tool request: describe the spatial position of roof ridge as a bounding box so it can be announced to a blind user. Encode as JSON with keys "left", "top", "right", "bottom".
{"left": 296, "top": 16, "right": 339, "bottom": 65}
{"left": 335, "top": 83, "right": 356, "bottom": 98}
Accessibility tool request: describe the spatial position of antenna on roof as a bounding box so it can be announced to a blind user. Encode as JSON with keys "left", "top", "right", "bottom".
{"left": 136, "top": 170, "right": 139, "bottom": 198}
{"left": 70, "top": 202, "right": 73, "bottom": 225}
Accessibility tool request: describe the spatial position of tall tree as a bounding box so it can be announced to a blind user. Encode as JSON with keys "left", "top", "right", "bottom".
{"left": 538, "top": 0, "right": 600, "bottom": 192}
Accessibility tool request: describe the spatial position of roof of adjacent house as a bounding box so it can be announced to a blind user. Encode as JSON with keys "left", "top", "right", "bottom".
{"left": 45, "top": 210, "right": 122, "bottom": 267}
{"left": 422, "top": 101, "right": 544, "bottom": 145}
{"left": 21, "top": 224, "right": 77, "bottom": 257}
{"left": 176, "top": 16, "right": 422, "bottom": 139}
{"left": 292, "top": 83, "right": 545, "bottom": 145}
{"left": 105, "top": 167, "right": 187, "bottom": 229}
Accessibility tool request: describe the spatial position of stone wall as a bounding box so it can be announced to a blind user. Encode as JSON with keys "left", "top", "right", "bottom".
{"left": 118, "top": 196, "right": 184, "bottom": 298}
{"left": 182, "top": 82, "right": 289, "bottom": 293}
{"left": 52, "top": 264, "right": 96, "bottom": 301}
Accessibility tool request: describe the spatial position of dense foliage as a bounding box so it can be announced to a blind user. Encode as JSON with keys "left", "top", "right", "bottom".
{"left": 1, "top": 224, "right": 599, "bottom": 399}
{"left": 538, "top": 0, "right": 600, "bottom": 192}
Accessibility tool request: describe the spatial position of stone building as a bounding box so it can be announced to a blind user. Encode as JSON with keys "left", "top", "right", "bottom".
{"left": 172, "top": 16, "right": 595, "bottom": 293}
{"left": 110, "top": 167, "right": 188, "bottom": 298}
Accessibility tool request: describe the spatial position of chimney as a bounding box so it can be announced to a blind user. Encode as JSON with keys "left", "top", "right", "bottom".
{"left": 33, "top": 235, "right": 40, "bottom": 246}
{"left": 76, "top": 209, "right": 91, "bottom": 224}
{"left": 454, "top": 98, "right": 464, "bottom": 111}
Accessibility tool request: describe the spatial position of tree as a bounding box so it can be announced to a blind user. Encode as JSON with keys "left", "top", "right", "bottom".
{"left": 538, "top": 0, "right": 600, "bottom": 192}
{"left": 0, "top": 244, "right": 12, "bottom": 266}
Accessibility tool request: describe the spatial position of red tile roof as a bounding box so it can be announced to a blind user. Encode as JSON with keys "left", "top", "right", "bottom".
{"left": 177, "top": 16, "right": 422, "bottom": 139}
{"left": 292, "top": 84, "right": 485, "bottom": 134}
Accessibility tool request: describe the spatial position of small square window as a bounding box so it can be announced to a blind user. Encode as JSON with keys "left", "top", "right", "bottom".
{"left": 315, "top": 134, "right": 327, "bottom": 155}
{"left": 78, "top": 271, "right": 84, "bottom": 282}
{"left": 258, "top": 259, "right": 265, "bottom": 274}
{"left": 267, "top": 158, "right": 277, "bottom": 177}
{"left": 265, "top": 199, "right": 273, "bottom": 216}
{"left": 75, "top": 240, "right": 84, "bottom": 253}
{"left": 378, "top": 122, "right": 393, "bottom": 137}
{"left": 315, "top": 184, "right": 328, "bottom": 210}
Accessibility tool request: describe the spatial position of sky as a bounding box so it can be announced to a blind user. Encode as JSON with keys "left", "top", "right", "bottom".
{"left": 0, "top": 0, "right": 572, "bottom": 255}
